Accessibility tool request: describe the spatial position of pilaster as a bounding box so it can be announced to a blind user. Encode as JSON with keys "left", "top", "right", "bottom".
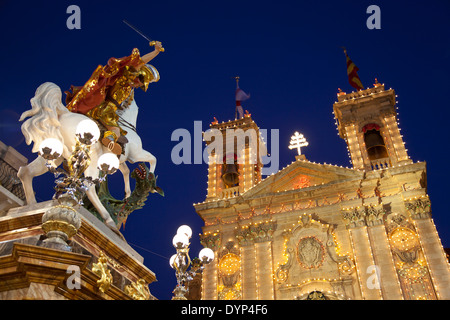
{"left": 241, "top": 245, "right": 257, "bottom": 299}
{"left": 254, "top": 241, "right": 274, "bottom": 300}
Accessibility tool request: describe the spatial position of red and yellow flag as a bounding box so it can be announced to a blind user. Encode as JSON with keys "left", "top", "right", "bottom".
{"left": 343, "top": 49, "right": 364, "bottom": 91}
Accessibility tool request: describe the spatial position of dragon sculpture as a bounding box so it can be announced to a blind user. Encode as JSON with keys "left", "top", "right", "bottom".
{"left": 84, "top": 162, "right": 163, "bottom": 229}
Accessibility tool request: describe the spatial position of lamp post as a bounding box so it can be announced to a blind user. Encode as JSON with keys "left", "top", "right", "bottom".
{"left": 170, "top": 225, "right": 214, "bottom": 300}
{"left": 38, "top": 119, "right": 119, "bottom": 251}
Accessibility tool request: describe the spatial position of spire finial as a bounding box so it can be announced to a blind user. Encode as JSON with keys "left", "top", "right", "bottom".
{"left": 374, "top": 78, "right": 381, "bottom": 87}
{"left": 234, "top": 76, "right": 240, "bottom": 88}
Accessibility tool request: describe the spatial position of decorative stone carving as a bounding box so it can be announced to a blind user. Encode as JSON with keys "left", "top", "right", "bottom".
{"left": 200, "top": 232, "right": 221, "bottom": 250}
{"left": 235, "top": 220, "right": 277, "bottom": 245}
{"left": 275, "top": 213, "right": 354, "bottom": 285}
{"left": 325, "top": 225, "right": 354, "bottom": 274}
{"left": 217, "top": 241, "right": 241, "bottom": 300}
{"left": 365, "top": 205, "right": 385, "bottom": 226}
{"left": 404, "top": 196, "right": 431, "bottom": 219}
{"left": 385, "top": 212, "right": 414, "bottom": 234}
{"left": 41, "top": 205, "right": 82, "bottom": 251}
{"left": 275, "top": 245, "right": 294, "bottom": 283}
{"left": 389, "top": 227, "right": 421, "bottom": 264}
{"left": 297, "top": 236, "right": 325, "bottom": 269}
{"left": 341, "top": 204, "right": 385, "bottom": 228}
{"left": 341, "top": 207, "right": 366, "bottom": 228}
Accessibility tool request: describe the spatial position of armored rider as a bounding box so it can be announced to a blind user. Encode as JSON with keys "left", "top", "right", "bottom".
{"left": 65, "top": 42, "right": 163, "bottom": 155}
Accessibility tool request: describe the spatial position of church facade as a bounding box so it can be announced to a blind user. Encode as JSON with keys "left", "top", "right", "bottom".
{"left": 194, "top": 83, "right": 450, "bottom": 300}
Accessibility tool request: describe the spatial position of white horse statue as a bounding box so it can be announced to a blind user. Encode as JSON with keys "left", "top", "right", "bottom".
{"left": 18, "top": 82, "right": 157, "bottom": 233}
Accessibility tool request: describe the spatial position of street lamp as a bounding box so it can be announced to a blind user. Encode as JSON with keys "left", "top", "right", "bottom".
{"left": 170, "top": 225, "right": 214, "bottom": 300}
{"left": 38, "top": 119, "right": 119, "bottom": 250}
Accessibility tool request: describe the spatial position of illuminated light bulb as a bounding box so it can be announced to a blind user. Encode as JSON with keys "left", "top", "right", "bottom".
{"left": 76, "top": 119, "right": 100, "bottom": 145}
{"left": 169, "top": 254, "right": 177, "bottom": 268}
{"left": 172, "top": 233, "right": 189, "bottom": 248}
{"left": 97, "top": 152, "right": 120, "bottom": 175}
{"left": 39, "top": 138, "right": 63, "bottom": 160}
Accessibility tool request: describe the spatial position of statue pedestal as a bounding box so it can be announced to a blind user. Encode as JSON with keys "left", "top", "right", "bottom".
{"left": 0, "top": 200, "right": 157, "bottom": 300}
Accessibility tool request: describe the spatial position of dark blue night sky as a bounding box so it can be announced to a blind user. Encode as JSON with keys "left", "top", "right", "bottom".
{"left": 1, "top": 1, "right": 449, "bottom": 299}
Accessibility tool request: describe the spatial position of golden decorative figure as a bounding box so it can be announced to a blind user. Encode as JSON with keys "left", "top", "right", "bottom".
{"left": 125, "top": 279, "right": 151, "bottom": 300}
{"left": 92, "top": 252, "right": 113, "bottom": 293}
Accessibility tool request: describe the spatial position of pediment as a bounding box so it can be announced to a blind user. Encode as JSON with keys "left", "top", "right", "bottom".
{"left": 243, "top": 159, "right": 363, "bottom": 198}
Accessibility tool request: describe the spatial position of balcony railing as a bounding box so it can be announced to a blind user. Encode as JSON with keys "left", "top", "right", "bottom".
{"left": 370, "top": 157, "right": 391, "bottom": 170}
{"left": 221, "top": 186, "right": 240, "bottom": 199}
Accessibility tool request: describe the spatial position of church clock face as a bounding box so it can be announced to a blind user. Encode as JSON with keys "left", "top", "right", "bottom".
{"left": 296, "top": 236, "right": 325, "bottom": 269}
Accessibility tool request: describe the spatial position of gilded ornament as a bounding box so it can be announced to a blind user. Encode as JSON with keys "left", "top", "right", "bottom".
{"left": 125, "top": 279, "right": 151, "bottom": 300}
{"left": 92, "top": 252, "right": 113, "bottom": 293}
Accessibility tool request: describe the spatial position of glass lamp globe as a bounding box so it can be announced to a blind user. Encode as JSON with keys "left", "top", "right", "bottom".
{"left": 199, "top": 247, "right": 214, "bottom": 263}
{"left": 169, "top": 254, "right": 178, "bottom": 269}
{"left": 172, "top": 233, "right": 189, "bottom": 248}
{"left": 177, "top": 225, "right": 192, "bottom": 239}
{"left": 39, "top": 138, "right": 64, "bottom": 160}
{"left": 97, "top": 153, "right": 120, "bottom": 175}
{"left": 76, "top": 119, "right": 100, "bottom": 145}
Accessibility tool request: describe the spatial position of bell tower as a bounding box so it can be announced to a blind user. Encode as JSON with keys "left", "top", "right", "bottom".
{"left": 204, "top": 113, "right": 266, "bottom": 201}
{"left": 333, "top": 81, "right": 412, "bottom": 171}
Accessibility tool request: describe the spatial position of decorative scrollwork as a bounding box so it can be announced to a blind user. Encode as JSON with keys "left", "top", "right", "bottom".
{"left": 275, "top": 247, "right": 294, "bottom": 283}
{"left": 92, "top": 252, "right": 113, "bottom": 293}
{"left": 404, "top": 196, "right": 431, "bottom": 219}
{"left": 125, "top": 279, "right": 152, "bottom": 300}
{"left": 200, "top": 232, "right": 221, "bottom": 250}
{"left": 341, "top": 204, "right": 385, "bottom": 228}
{"left": 235, "top": 221, "right": 277, "bottom": 245}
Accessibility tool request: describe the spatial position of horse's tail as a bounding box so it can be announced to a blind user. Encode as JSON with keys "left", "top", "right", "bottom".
{"left": 19, "top": 82, "right": 70, "bottom": 154}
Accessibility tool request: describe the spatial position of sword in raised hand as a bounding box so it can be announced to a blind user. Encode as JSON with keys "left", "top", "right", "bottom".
{"left": 123, "top": 20, "right": 165, "bottom": 52}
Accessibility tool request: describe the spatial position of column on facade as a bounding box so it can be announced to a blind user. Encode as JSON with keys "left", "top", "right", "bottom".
{"left": 382, "top": 114, "right": 409, "bottom": 163}
{"left": 241, "top": 244, "right": 257, "bottom": 299}
{"left": 413, "top": 217, "right": 450, "bottom": 299}
{"left": 349, "top": 226, "right": 382, "bottom": 299}
{"left": 239, "top": 147, "right": 252, "bottom": 194}
{"left": 366, "top": 224, "right": 403, "bottom": 299}
{"left": 202, "top": 257, "right": 218, "bottom": 300}
{"left": 254, "top": 241, "right": 274, "bottom": 300}
{"left": 356, "top": 130, "right": 370, "bottom": 169}
{"left": 345, "top": 124, "right": 364, "bottom": 170}
{"left": 207, "top": 154, "right": 217, "bottom": 199}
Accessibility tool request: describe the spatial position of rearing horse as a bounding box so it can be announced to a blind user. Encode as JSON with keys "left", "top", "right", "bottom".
{"left": 18, "top": 82, "right": 157, "bottom": 233}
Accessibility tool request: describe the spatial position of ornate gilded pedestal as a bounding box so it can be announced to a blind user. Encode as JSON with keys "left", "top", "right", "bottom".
{"left": 0, "top": 200, "right": 157, "bottom": 300}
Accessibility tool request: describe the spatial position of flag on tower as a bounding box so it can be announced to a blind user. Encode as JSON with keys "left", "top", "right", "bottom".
{"left": 235, "top": 77, "right": 250, "bottom": 119}
{"left": 342, "top": 48, "right": 364, "bottom": 91}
